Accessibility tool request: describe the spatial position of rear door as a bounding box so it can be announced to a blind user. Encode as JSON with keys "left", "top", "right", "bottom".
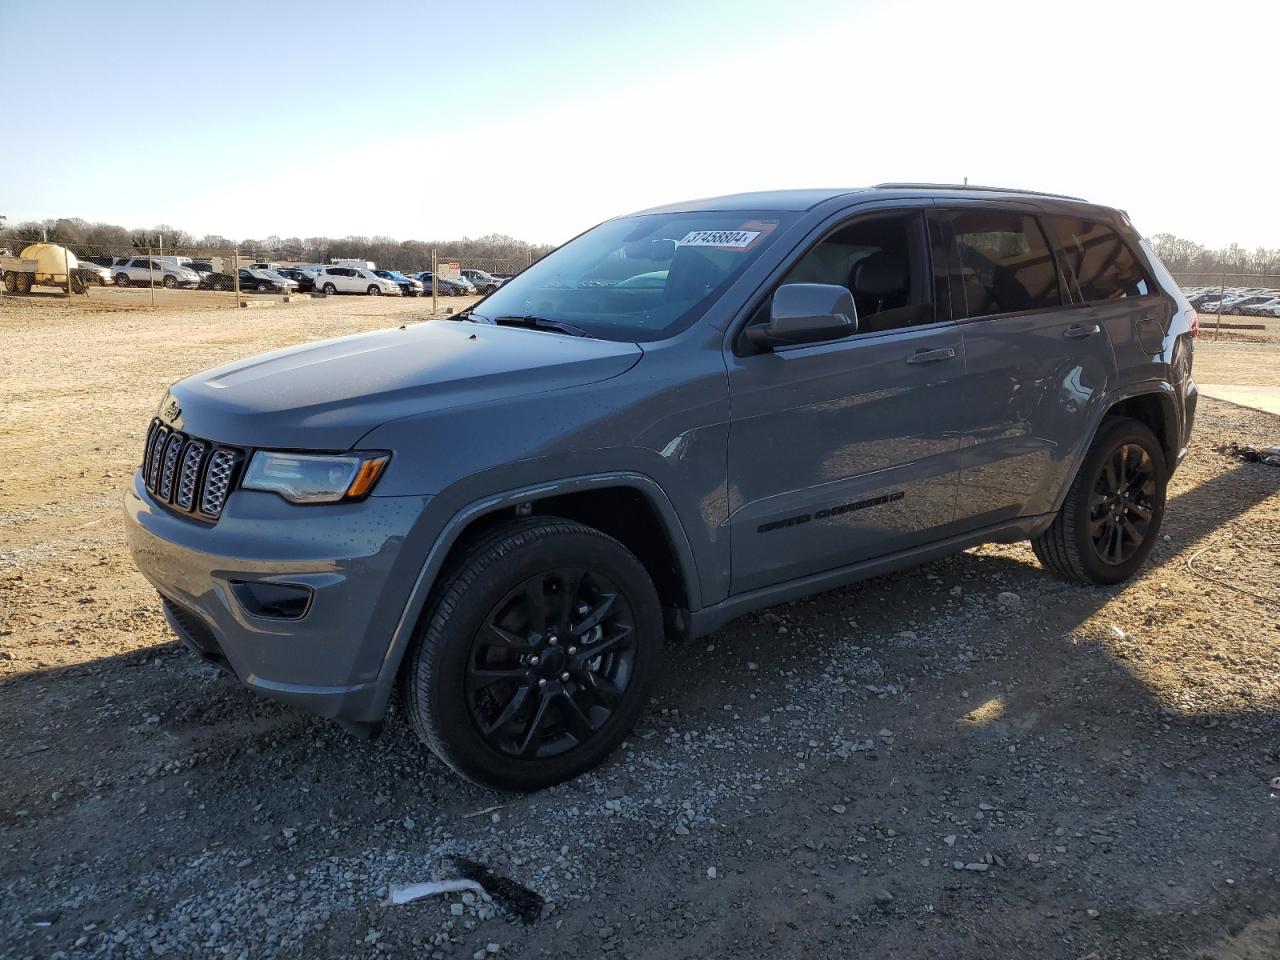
{"left": 935, "top": 205, "right": 1116, "bottom": 527}
{"left": 725, "top": 204, "right": 968, "bottom": 594}
{"left": 1042, "top": 214, "right": 1171, "bottom": 393}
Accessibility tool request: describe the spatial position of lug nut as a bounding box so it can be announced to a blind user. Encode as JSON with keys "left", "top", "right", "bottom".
{"left": 548, "top": 635, "right": 558, "bottom": 646}
{"left": 538, "top": 678, "right": 547, "bottom": 688}
{"left": 529, "top": 655, "right": 540, "bottom": 665}
{"left": 560, "top": 672, "right": 570, "bottom": 682}
{"left": 567, "top": 646, "right": 577, "bottom": 655}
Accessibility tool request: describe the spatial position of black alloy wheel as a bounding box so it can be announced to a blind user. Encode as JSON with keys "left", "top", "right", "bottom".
{"left": 1089, "top": 443, "right": 1156, "bottom": 565}
{"left": 466, "top": 568, "right": 636, "bottom": 760}
{"left": 1031, "top": 416, "right": 1167, "bottom": 585}
{"left": 403, "top": 518, "right": 663, "bottom": 791}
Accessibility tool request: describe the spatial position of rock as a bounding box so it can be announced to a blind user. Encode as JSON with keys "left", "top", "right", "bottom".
{"left": 963, "top": 863, "right": 989, "bottom": 872}
{"left": 831, "top": 804, "right": 847, "bottom": 814}
{"left": 996, "top": 592, "right": 1022, "bottom": 609}
{"left": 944, "top": 835, "right": 957, "bottom": 847}
{"left": 874, "top": 889, "right": 893, "bottom": 903}
{"left": 1026, "top": 853, "right": 1040, "bottom": 863}
{"left": 1109, "top": 625, "right": 1127, "bottom": 640}
{"left": 706, "top": 867, "right": 717, "bottom": 880}
{"left": 1086, "top": 908, "right": 1100, "bottom": 919}
{"left": 450, "top": 903, "right": 465, "bottom": 916}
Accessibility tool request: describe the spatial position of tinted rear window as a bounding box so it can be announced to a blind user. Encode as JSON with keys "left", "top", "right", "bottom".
{"left": 939, "top": 210, "right": 1062, "bottom": 319}
{"left": 1046, "top": 216, "right": 1153, "bottom": 301}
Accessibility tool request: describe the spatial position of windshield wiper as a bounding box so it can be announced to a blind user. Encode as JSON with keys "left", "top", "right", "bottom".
{"left": 493, "top": 315, "right": 588, "bottom": 337}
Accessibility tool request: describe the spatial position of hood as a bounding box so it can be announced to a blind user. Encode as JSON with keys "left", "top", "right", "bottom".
{"left": 165, "top": 320, "right": 643, "bottom": 449}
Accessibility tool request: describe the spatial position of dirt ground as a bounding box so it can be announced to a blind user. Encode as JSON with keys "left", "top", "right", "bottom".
{"left": 2, "top": 295, "right": 1279, "bottom": 960}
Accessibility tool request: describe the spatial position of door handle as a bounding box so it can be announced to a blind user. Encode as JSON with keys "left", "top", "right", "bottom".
{"left": 1064, "top": 322, "right": 1101, "bottom": 339}
{"left": 906, "top": 346, "right": 957, "bottom": 365}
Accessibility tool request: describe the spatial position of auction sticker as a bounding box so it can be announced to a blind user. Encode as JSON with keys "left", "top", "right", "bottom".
{"left": 679, "top": 230, "right": 761, "bottom": 248}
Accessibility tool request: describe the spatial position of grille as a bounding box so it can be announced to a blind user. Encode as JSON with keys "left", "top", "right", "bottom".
{"left": 142, "top": 419, "right": 241, "bottom": 520}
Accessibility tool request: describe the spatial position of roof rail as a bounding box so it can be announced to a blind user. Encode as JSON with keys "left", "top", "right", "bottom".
{"left": 873, "top": 182, "right": 1086, "bottom": 202}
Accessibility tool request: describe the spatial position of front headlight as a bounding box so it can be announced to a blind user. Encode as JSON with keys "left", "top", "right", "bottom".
{"left": 242, "top": 451, "right": 390, "bottom": 504}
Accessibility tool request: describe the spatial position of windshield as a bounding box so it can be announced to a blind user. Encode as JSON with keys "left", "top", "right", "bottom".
{"left": 470, "top": 211, "right": 794, "bottom": 341}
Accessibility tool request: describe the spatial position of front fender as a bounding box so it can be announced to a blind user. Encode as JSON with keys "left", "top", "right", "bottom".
{"left": 362, "top": 471, "right": 702, "bottom": 722}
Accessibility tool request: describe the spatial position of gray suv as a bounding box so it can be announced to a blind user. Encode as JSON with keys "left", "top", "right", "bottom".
{"left": 124, "top": 184, "right": 1198, "bottom": 790}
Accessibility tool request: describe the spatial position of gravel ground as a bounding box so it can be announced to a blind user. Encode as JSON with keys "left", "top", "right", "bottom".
{"left": 2, "top": 297, "right": 1279, "bottom": 959}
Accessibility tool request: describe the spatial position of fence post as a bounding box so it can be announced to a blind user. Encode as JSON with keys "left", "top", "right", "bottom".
{"left": 233, "top": 246, "right": 240, "bottom": 305}
{"left": 431, "top": 248, "right": 438, "bottom": 316}
{"left": 1215, "top": 271, "right": 1225, "bottom": 341}
{"left": 64, "top": 242, "right": 72, "bottom": 300}
{"left": 148, "top": 247, "right": 156, "bottom": 308}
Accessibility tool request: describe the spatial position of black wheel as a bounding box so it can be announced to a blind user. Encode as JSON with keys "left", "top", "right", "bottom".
{"left": 367, "top": 285, "right": 381, "bottom": 296}
{"left": 15, "top": 273, "right": 32, "bottom": 294}
{"left": 3, "top": 272, "right": 16, "bottom": 293}
{"left": 1032, "top": 416, "right": 1167, "bottom": 585}
{"left": 70, "top": 275, "right": 86, "bottom": 294}
{"left": 403, "top": 518, "right": 663, "bottom": 791}
{"left": 322, "top": 283, "right": 337, "bottom": 295}
{"left": 162, "top": 274, "right": 177, "bottom": 289}
{"left": 255, "top": 281, "right": 269, "bottom": 292}
{"left": 115, "top": 273, "right": 130, "bottom": 287}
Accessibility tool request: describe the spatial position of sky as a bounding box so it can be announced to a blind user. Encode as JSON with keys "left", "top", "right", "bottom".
{"left": 2, "top": 0, "right": 1277, "bottom": 248}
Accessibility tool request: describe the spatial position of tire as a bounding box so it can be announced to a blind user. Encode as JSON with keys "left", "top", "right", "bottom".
{"left": 403, "top": 518, "right": 663, "bottom": 791}
{"left": 162, "top": 275, "right": 177, "bottom": 289}
{"left": 115, "top": 273, "right": 130, "bottom": 287}
{"left": 256, "top": 282, "right": 270, "bottom": 292}
{"left": 322, "top": 283, "right": 336, "bottom": 295}
{"left": 3, "top": 272, "right": 16, "bottom": 293}
{"left": 367, "top": 285, "right": 381, "bottom": 296}
{"left": 1032, "top": 416, "right": 1167, "bottom": 586}
{"left": 15, "top": 273, "right": 32, "bottom": 294}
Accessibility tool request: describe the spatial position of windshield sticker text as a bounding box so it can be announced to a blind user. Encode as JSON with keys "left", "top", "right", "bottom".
{"left": 679, "top": 230, "right": 761, "bottom": 248}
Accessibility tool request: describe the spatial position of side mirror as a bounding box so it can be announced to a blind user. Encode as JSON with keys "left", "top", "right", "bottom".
{"left": 747, "top": 283, "right": 858, "bottom": 350}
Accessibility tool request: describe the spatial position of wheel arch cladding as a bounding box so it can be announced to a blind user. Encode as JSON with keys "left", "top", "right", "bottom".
{"left": 391, "top": 479, "right": 700, "bottom": 696}
{"left": 1104, "top": 391, "right": 1177, "bottom": 466}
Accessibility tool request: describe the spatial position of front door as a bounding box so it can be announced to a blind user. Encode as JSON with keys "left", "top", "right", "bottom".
{"left": 725, "top": 207, "right": 968, "bottom": 595}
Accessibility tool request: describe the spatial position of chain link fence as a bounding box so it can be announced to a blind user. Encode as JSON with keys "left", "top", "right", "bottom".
{"left": 0, "top": 237, "right": 249, "bottom": 306}
{"left": 0, "top": 231, "right": 538, "bottom": 308}
{"left": 1169, "top": 271, "right": 1280, "bottom": 339}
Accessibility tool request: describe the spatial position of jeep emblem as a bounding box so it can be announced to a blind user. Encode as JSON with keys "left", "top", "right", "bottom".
{"left": 161, "top": 397, "right": 181, "bottom": 423}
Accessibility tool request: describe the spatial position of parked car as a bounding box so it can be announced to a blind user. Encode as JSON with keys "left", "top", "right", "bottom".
{"left": 124, "top": 183, "right": 1197, "bottom": 791}
{"left": 76, "top": 262, "right": 112, "bottom": 286}
{"left": 460, "top": 269, "right": 504, "bottom": 294}
{"left": 239, "top": 268, "right": 299, "bottom": 293}
{"left": 1242, "top": 297, "right": 1280, "bottom": 318}
{"left": 275, "top": 267, "right": 316, "bottom": 292}
{"left": 113, "top": 257, "right": 201, "bottom": 289}
{"left": 371, "top": 269, "right": 423, "bottom": 297}
{"left": 314, "top": 266, "right": 399, "bottom": 296}
{"left": 414, "top": 271, "right": 473, "bottom": 296}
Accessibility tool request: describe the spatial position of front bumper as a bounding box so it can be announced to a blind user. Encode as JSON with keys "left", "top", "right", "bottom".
{"left": 124, "top": 471, "right": 440, "bottom": 723}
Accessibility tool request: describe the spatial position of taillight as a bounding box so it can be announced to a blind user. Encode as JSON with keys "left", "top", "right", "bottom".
{"left": 1188, "top": 308, "right": 1198, "bottom": 338}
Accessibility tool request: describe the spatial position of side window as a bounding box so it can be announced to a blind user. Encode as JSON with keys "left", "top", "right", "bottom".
{"left": 778, "top": 211, "right": 931, "bottom": 334}
{"left": 1046, "top": 216, "right": 1153, "bottom": 301}
{"left": 941, "top": 209, "right": 1061, "bottom": 319}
